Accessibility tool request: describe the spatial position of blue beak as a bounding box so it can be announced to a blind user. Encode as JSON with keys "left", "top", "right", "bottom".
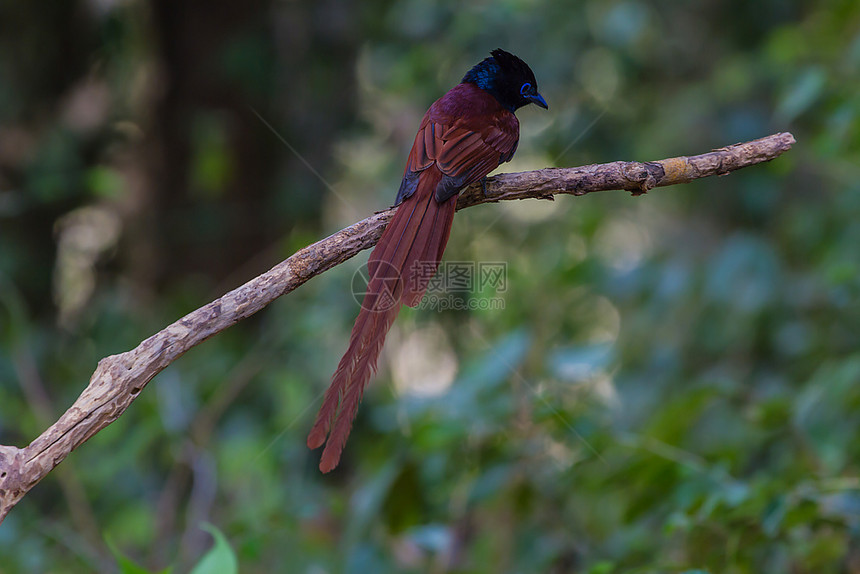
{"left": 528, "top": 92, "right": 548, "bottom": 109}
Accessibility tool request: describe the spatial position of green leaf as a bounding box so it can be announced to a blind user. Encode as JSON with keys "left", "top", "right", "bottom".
{"left": 107, "top": 538, "right": 171, "bottom": 574}
{"left": 86, "top": 165, "right": 125, "bottom": 199}
{"left": 116, "top": 555, "right": 158, "bottom": 574}
{"left": 776, "top": 66, "right": 826, "bottom": 123}
{"left": 587, "top": 561, "right": 615, "bottom": 574}
{"left": 189, "top": 523, "right": 238, "bottom": 574}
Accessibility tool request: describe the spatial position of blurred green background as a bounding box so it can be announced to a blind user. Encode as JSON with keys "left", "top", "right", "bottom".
{"left": 1, "top": 0, "right": 859, "bottom": 572}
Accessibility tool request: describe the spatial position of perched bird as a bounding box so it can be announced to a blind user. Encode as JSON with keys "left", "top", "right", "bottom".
{"left": 307, "top": 49, "right": 548, "bottom": 472}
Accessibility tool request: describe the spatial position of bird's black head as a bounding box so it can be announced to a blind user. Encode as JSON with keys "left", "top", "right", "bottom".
{"left": 462, "top": 48, "right": 548, "bottom": 112}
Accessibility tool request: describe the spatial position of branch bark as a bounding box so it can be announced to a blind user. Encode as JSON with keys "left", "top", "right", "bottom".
{"left": 0, "top": 132, "right": 796, "bottom": 523}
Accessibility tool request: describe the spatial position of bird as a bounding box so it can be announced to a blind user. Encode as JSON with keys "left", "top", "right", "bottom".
{"left": 307, "top": 49, "right": 548, "bottom": 473}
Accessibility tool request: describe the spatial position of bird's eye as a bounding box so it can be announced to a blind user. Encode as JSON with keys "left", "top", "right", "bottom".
{"left": 520, "top": 82, "right": 532, "bottom": 96}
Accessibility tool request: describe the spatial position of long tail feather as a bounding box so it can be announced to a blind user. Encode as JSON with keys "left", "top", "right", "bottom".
{"left": 308, "top": 169, "right": 456, "bottom": 472}
{"left": 306, "top": 195, "right": 427, "bottom": 450}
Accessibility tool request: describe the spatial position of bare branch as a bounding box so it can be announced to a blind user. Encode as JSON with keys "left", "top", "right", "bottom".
{"left": 0, "top": 132, "right": 796, "bottom": 523}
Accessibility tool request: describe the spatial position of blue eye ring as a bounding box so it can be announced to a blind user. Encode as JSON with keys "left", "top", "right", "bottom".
{"left": 520, "top": 82, "right": 532, "bottom": 96}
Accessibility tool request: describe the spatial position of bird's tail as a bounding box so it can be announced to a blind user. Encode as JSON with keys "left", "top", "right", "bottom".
{"left": 307, "top": 169, "right": 456, "bottom": 472}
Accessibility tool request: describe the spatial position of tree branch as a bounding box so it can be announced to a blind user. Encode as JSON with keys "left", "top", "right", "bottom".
{"left": 0, "top": 132, "right": 796, "bottom": 523}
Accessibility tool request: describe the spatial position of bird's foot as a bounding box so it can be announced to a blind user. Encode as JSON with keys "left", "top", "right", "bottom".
{"left": 480, "top": 177, "right": 488, "bottom": 197}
